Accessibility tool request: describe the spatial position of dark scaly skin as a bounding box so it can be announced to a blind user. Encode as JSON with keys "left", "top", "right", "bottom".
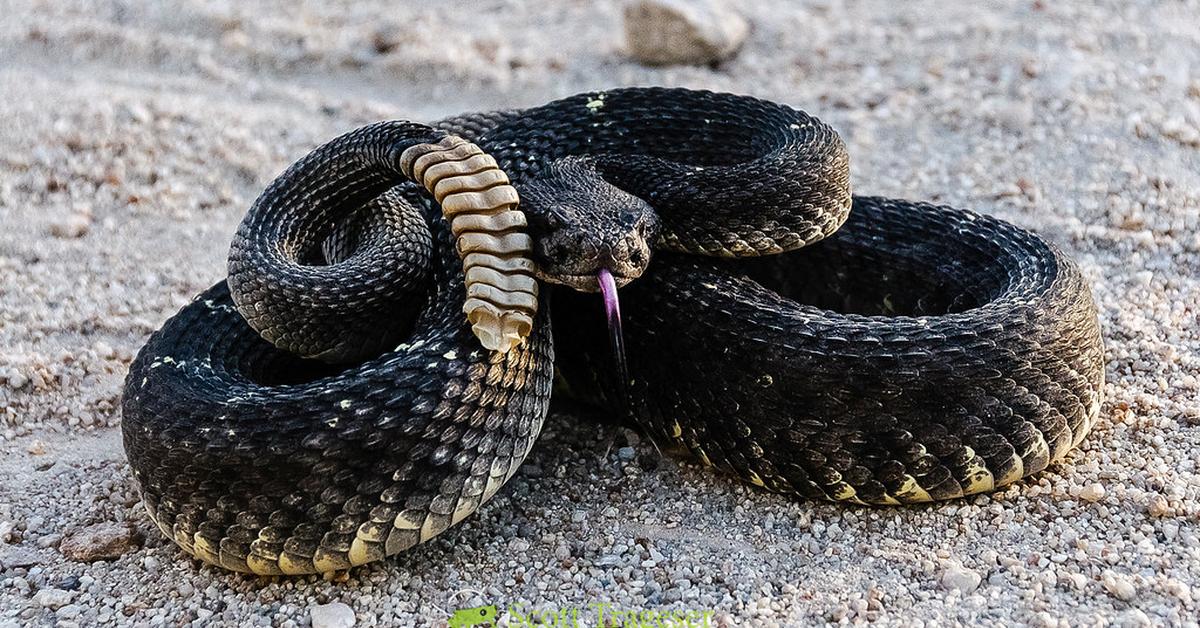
{"left": 553, "top": 197, "right": 1105, "bottom": 503}
{"left": 124, "top": 122, "right": 555, "bottom": 574}
{"left": 122, "top": 88, "right": 1104, "bottom": 574}
{"left": 481, "top": 89, "right": 852, "bottom": 288}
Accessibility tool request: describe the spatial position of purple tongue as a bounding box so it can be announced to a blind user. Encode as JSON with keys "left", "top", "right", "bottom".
{"left": 597, "top": 268, "right": 630, "bottom": 396}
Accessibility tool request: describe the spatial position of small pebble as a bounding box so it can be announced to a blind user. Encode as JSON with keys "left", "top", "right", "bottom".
{"left": 1117, "top": 608, "right": 1152, "bottom": 627}
{"left": 940, "top": 564, "right": 983, "bottom": 594}
{"left": 310, "top": 602, "right": 355, "bottom": 628}
{"left": 2, "top": 367, "right": 28, "bottom": 390}
{"left": 59, "top": 522, "right": 143, "bottom": 562}
{"left": 55, "top": 604, "right": 82, "bottom": 620}
{"left": 33, "top": 588, "right": 73, "bottom": 610}
{"left": 1102, "top": 571, "right": 1137, "bottom": 602}
{"left": 1078, "top": 483, "right": 1106, "bottom": 502}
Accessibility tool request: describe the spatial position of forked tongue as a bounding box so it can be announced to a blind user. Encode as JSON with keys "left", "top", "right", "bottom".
{"left": 597, "top": 268, "right": 630, "bottom": 402}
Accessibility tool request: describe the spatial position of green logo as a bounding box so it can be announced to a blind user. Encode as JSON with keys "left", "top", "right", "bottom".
{"left": 449, "top": 604, "right": 497, "bottom": 628}
{"left": 451, "top": 602, "right": 714, "bottom": 627}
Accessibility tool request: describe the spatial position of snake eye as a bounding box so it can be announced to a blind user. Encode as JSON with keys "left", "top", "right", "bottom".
{"left": 633, "top": 211, "right": 660, "bottom": 240}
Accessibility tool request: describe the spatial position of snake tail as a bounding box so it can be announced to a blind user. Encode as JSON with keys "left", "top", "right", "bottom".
{"left": 400, "top": 135, "right": 538, "bottom": 353}
{"left": 127, "top": 122, "right": 555, "bottom": 575}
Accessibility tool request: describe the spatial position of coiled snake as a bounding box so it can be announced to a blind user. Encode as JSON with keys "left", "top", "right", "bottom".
{"left": 121, "top": 88, "right": 1105, "bottom": 574}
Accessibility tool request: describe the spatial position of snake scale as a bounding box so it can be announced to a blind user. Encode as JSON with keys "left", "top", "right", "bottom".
{"left": 121, "top": 88, "right": 1105, "bottom": 574}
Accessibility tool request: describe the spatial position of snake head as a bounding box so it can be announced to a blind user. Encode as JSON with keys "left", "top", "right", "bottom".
{"left": 518, "top": 157, "right": 660, "bottom": 292}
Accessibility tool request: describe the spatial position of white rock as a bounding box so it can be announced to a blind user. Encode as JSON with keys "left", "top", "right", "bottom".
{"left": 0, "top": 544, "right": 42, "bottom": 568}
{"left": 1102, "top": 571, "right": 1137, "bottom": 601}
{"left": 1117, "top": 608, "right": 1152, "bottom": 628}
{"left": 310, "top": 602, "right": 356, "bottom": 628}
{"left": 118, "top": 102, "right": 153, "bottom": 124}
{"left": 55, "top": 604, "right": 82, "bottom": 620}
{"left": 1166, "top": 579, "right": 1193, "bottom": 604}
{"left": 2, "top": 367, "right": 28, "bottom": 390}
{"left": 1032, "top": 611, "right": 1057, "bottom": 628}
{"left": 0, "top": 521, "right": 16, "bottom": 542}
{"left": 1067, "top": 572, "right": 1088, "bottom": 590}
{"left": 1078, "top": 483, "right": 1106, "bottom": 502}
{"left": 623, "top": 0, "right": 748, "bottom": 66}
{"left": 93, "top": 341, "right": 114, "bottom": 359}
{"left": 34, "top": 588, "right": 73, "bottom": 609}
{"left": 940, "top": 564, "right": 982, "bottom": 594}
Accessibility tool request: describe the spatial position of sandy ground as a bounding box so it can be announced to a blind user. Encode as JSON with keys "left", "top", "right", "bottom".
{"left": 1, "top": 0, "right": 1198, "bottom": 626}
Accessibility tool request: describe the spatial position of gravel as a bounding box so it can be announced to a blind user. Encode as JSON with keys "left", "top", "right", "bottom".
{"left": 1, "top": 0, "right": 1198, "bottom": 626}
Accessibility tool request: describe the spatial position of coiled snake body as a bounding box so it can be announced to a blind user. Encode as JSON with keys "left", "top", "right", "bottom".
{"left": 122, "top": 88, "right": 1104, "bottom": 574}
